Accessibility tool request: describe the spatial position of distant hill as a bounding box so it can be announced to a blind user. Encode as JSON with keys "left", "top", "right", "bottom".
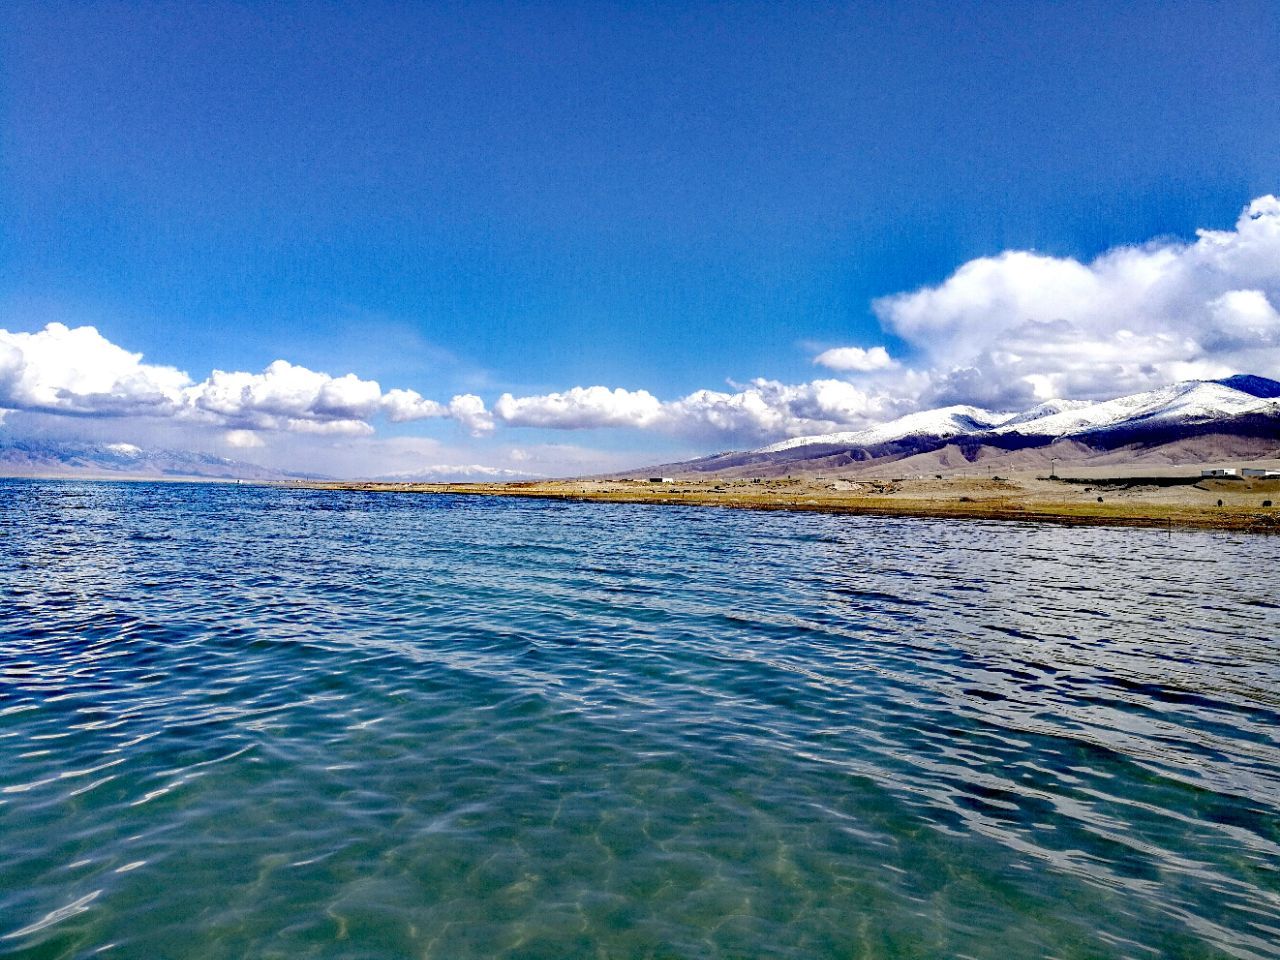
{"left": 625, "top": 375, "right": 1280, "bottom": 479}
{"left": 0, "top": 439, "right": 327, "bottom": 482}
{"left": 376, "top": 464, "right": 542, "bottom": 482}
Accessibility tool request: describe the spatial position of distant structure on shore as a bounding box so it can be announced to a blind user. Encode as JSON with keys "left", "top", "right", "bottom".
{"left": 1202, "top": 467, "right": 1280, "bottom": 478}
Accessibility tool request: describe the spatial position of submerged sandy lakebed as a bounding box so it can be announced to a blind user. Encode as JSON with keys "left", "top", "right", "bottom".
{"left": 301, "top": 471, "right": 1280, "bottom": 532}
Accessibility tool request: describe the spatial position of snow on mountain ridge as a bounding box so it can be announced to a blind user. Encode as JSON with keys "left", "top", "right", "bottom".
{"left": 752, "top": 378, "right": 1279, "bottom": 455}
{"left": 995, "top": 399, "right": 1094, "bottom": 429}
{"left": 756, "top": 405, "right": 1012, "bottom": 454}
{"left": 378, "top": 464, "right": 542, "bottom": 482}
{"left": 994, "top": 381, "right": 1276, "bottom": 438}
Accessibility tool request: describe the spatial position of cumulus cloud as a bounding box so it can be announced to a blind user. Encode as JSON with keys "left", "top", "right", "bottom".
{"left": 376, "top": 389, "right": 491, "bottom": 433}
{"left": 0, "top": 322, "right": 491, "bottom": 439}
{"left": 444, "top": 394, "right": 495, "bottom": 435}
{"left": 813, "top": 345, "right": 897, "bottom": 372}
{"left": 663, "top": 379, "right": 907, "bottom": 439}
{"left": 0, "top": 323, "right": 189, "bottom": 417}
{"left": 491, "top": 378, "right": 910, "bottom": 442}
{"left": 1208, "top": 289, "right": 1280, "bottom": 348}
{"left": 874, "top": 194, "right": 1280, "bottom": 406}
{"left": 224, "top": 430, "right": 265, "bottom": 449}
{"left": 494, "top": 386, "right": 664, "bottom": 429}
{"left": 188, "top": 360, "right": 383, "bottom": 433}
{"left": 475, "top": 197, "right": 1280, "bottom": 441}
{"left": 7, "top": 197, "right": 1279, "bottom": 451}
{"left": 380, "top": 388, "right": 447, "bottom": 422}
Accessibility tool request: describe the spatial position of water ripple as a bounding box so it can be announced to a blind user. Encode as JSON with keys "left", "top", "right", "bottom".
{"left": 1, "top": 479, "right": 1278, "bottom": 958}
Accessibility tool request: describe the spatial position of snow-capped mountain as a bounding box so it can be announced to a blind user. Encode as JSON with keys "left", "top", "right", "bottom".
{"left": 376, "top": 464, "right": 542, "bottom": 482}
{"left": 757, "top": 405, "right": 1011, "bottom": 453}
{"left": 635, "top": 375, "right": 1280, "bottom": 479}
{"left": 992, "top": 379, "right": 1278, "bottom": 439}
{"left": 753, "top": 376, "right": 1280, "bottom": 455}
{"left": 993, "top": 399, "right": 1095, "bottom": 431}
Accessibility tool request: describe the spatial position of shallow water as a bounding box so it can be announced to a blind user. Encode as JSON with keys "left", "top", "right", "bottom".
{"left": 1, "top": 478, "right": 1278, "bottom": 959}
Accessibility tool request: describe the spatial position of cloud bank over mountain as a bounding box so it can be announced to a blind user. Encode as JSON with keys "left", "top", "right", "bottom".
{"left": 875, "top": 195, "right": 1280, "bottom": 407}
{"left": 493, "top": 195, "right": 1280, "bottom": 436}
{"left": 3, "top": 197, "right": 1279, "bottom": 469}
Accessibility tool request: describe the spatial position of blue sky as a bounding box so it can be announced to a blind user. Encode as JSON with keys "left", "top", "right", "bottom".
{"left": 2, "top": 1, "right": 1279, "bottom": 477}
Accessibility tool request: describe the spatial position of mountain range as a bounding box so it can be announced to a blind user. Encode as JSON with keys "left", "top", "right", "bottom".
{"left": 375, "top": 464, "right": 542, "bottom": 482}
{"left": 0, "top": 439, "right": 326, "bottom": 482}
{"left": 3, "top": 375, "right": 1278, "bottom": 484}
{"left": 636, "top": 375, "right": 1280, "bottom": 478}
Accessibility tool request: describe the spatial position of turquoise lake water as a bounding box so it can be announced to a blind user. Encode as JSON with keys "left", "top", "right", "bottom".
{"left": 1, "top": 479, "right": 1278, "bottom": 958}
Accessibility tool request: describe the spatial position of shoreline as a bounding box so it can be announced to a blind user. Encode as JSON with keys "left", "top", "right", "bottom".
{"left": 297, "top": 476, "right": 1280, "bottom": 533}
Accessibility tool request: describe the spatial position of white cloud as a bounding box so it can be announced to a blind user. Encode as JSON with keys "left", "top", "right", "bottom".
{"left": 873, "top": 194, "right": 1280, "bottom": 405}
{"left": 0, "top": 322, "right": 189, "bottom": 417}
{"left": 224, "top": 430, "right": 264, "bottom": 449}
{"left": 813, "top": 345, "right": 897, "bottom": 372}
{"left": 377, "top": 389, "right": 491, "bottom": 433}
{"left": 492, "top": 378, "right": 910, "bottom": 442}
{"left": 6, "top": 197, "right": 1279, "bottom": 456}
{"left": 489, "top": 199, "right": 1280, "bottom": 439}
{"left": 1207, "top": 289, "right": 1280, "bottom": 348}
{"left": 276, "top": 417, "right": 375, "bottom": 436}
{"left": 0, "top": 322, "right": 490, "bottom": 439}
{"left": 494, "top": 386, "right": 664, "bottom": 429}
{"left": 187, "top": 360, "right": 383, "bottom": 430}
{"left": 663, "top": 378, "right": 905, "bottom": 439}
{"left": 446, "top": 394, "right": 495, "bottom": 435}
{"left": 380, "top": 388, "right": 448, "bottom": 422}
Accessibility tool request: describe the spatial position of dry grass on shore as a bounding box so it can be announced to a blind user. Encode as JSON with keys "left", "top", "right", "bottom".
{"left": 299, "top": 472, "right": 1280, "bottom": 532}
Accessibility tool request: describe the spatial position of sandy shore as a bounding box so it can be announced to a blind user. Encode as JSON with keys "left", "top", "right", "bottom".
{"left": 299, "top": 472, "right": 1280, "bottom": 532}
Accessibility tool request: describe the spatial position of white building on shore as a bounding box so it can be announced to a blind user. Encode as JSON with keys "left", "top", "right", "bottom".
{"left": 1202, "top": 467, "right": 1280, "bottom": 478}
